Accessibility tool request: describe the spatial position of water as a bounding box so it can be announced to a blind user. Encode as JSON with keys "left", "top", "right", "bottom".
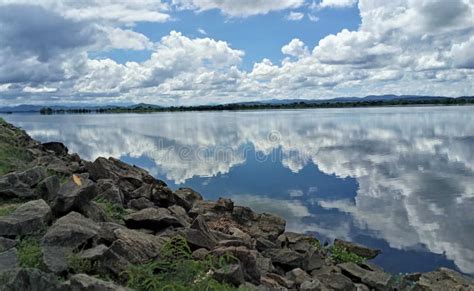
{"left": 3, "top": 106, "right": 474, "bottom": 276}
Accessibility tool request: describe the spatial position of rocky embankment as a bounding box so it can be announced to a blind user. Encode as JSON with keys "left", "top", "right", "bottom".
{"left": 0, "top": 119, "right": 473, "bottom": 291}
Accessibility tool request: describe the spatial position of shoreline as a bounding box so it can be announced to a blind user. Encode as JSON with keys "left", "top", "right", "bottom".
{"left": 1, "top": 118, "right": 473, "bottom": 290}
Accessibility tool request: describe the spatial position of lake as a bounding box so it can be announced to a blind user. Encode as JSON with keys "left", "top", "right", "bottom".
{"left": 2, "top": 106, "right": 474, "bottom": 276}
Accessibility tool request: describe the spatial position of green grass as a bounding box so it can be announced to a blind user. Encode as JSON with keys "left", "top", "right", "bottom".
{"left": 94, "top": 196, "right": 127, "bottom": 223}
{"left": 124, "top": 236, "right": 243, "bottom": 291}
{"left": 0, "top": 203, "right": 19, "bottom": 216}
{"left": 0, "top": 118, "right": 30, "bottom": 175}
{"left": 17, "top": 237, "right": 43, "bottom": 268}
{"left": 330, "top": 245, "right": 366, "bottom": 264}
{"left": 68, "top": 253, "right": 96, "bottom": 274}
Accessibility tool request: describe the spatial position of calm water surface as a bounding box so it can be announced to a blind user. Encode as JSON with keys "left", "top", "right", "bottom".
{"left": 3, "top": 106, "right": 474, "bottom": 276}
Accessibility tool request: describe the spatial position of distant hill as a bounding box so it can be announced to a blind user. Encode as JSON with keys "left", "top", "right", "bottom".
{"left": 238, "top": 95, "right": 459, "bottom": 106}
{"left": 0, "top": 96, "right": 472, "bottom": 113}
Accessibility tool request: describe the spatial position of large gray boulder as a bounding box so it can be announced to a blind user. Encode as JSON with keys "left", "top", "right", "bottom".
{"left": 2, "top": 268, "right": 66, "bottom": 291}
{"left": 109, "top": 228, "right": 168, "bottom": 264}
{"left": 0, "top": 166, "right": 47, "bottom": 198}
{"left": 36, "top": 175, "right": 61, "bottom": 203}
{"left": 317, "top": 273, "right": 357, "bottom": 291}
{"left": 0, "top": 237, "right": 17, "bottom": 252}
{"left": 96, "top": 179, "right": 124, "bottom": 207}
{"left": 0, "top": 248, "right": 19, "bottom": 273}
{"left": 86, "top": 157, "right": 158, "bottom": 185}
{"left": 40, "top": 142, "right": 68, "bottom": 156}
{"left": 334, "top": 239, "right": 381, "bottom": 259}
{"left": 51, "top": 175, "right": 97, "bottom": 216}
{"left": 407, "top": 267, "right": 474, "bottom": 291}
{"left": 70, "top": 273, "right": 128, "bottom": 291}
{"left": 124, "top": 208, "right": 187, "bottom": 231}
{"left": 41, "top": 212, "right": 100, "bottom": 274}
{"left": 0, "top": 199, "right": 52, "bottom": 236}
{"left": 339, "top": 262, "right": 391, "bottom": 290}
{"left": 262, "top": 248, "right": 305, "bottom": 271}
{"left": 173, "top": 188, "right": 203, "bottom": 211}
{"left": 213, "top": 264, "right": 246, "bottom": 286}
{"left": 181, "top": 215, "right": 217, "bottom": 250}
{"left": 212, "top": 246, "right": 261, "bottom": 284}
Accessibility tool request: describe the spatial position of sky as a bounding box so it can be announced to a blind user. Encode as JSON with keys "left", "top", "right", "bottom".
{"left": 0, "top": 0, "right": 473, "bottom": 106}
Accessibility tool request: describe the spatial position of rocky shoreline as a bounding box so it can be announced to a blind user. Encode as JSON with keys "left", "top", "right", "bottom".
{"left": 0, "top": 119, "right": 473, "bottom": 291}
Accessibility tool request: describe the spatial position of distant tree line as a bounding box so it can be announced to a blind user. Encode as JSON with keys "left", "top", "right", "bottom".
{"left": 39, "top": 97, "right": 474, "bottom": 115}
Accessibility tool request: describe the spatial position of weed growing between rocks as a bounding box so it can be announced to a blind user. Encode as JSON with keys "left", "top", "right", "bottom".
{"left": 17, "top": 237, "right": 43, "bottom": 269}
{"left": 330, "top": 245, "right": 366, "bottom": 264}
{"left": 0, "top": 203, "right": 18, "bottom": 216}
{"left": 94, "top": 196, "right": 127, "bottom": 223}
{"left": 124, "top": 236, "right": 242, "bottom": 291}
{"left": 0, "top": 118, "right": 30, "bottom": 175}
{"left": 68, "top": 253, "right": 96, "bottom": 274}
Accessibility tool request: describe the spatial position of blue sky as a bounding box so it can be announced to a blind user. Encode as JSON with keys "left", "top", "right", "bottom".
{"left": 0, "top": 0, "right": 473, "bottom": 106}
{"left": 97, "top": 7, "right": 361, "bottom": 70}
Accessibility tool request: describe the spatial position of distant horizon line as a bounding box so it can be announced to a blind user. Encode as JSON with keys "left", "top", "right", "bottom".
{"left": 1, "top": 94, "right": 473, "bottom": 109}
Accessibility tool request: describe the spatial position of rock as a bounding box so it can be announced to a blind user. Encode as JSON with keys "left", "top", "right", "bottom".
{"left": 173, "top": 188, "right": 203, "bottom": 211}
{"left": 127, "top": 198, "right": 154, "bottom": 210}
{"left": 41, "top": 212, "right": 100, "bottom": 274}
{"left": 124, "top": 208, "right": 186, "bottom": 231}
{"left": 168, "top": 205, "right": 192, "bottom": 225}
{"left": 409, "top": 267, "right": 474, "bottom": 291}
{"left": 256, "top": 254, "right": 274, "bottom": 276}
{"left": 86, "top": 157, "right": 158, "bottom": 186}
{"left": 286, "top": 268, "right": 311, "bottom": 286}
{"left": 279, "top": 232, "right": 320, "bottom": 254}
{"left": 215, "top": 197, "right": 234, "bottom": 212}
{"left": 228, "top": 226, "right": 252, "bottom": 243}
{"left": 188, "top": 201, "right": 219, "bottom": 219}
{"left": 334, "top": 239, "right": 381, "bottom": 259}
{"left": 94, "top": 247, "right": 130, "bottom": 279}
{"left": 182, "top": 227, "right": 217, "bottom": 250}
{"left": 262, "top": 248, "right": 305, "bottom": 271}
{"left": 79, "top": 244, "right": 109, "bottom": 261}
{"left": 218, "top": 239, "right": 253, "bottom": 249}
{"left": 303, "top": 249, "right": 325, "bottom": 272}
{"left": 232, "top": 206, "right": 257, "bottom": 224}
{"left": 339, "top": 262, "right": 391, "bottom": 290}
{"left": 97, "top": 222, "right": 126, "bottom": 245}
{"left": 192, "top": 248, "right": 210, "bottom": 260}
{"left": 213, "top": 264, "right": 245, "bottom": 286}
{"left": 0, "top": 237, "right": 17, "bottom": 252}
{"left": 79, "top": 201, "right": 109, "bottom": 222}
{"left": 248, "top": 213, "right": 286, "bottom": 241}
{"left": 266, "top": 273, "right": 295, "bottom": 288}
{"left": 109, "top": 228, "right": 167, "bottom": 263}
{"left": 355, "top": 283, "right": 370, "bottom": 291}
{"left": 3, "top": 268, "right": 65, "bottom": 291}
{"left": 212, "top": 246, "right": 261, "bottom": 284}
{"left": 317, "top": 273, "right": 357, "bottom": 291}
{"left": 150, "top": 186, "right": 175, "bottom": 207}
{"left": 256, "top": 237, "right": 278, "bottom": 252}
{"left": 0, "top": 166, "right": 47, "bottom": 198}
{"left": 36, "top": 175, "right": 60, "bottom": 203}
{"left": 260, "top": 274, "right": 288, "bottom": 289}
{"left": 51, "top": 175, "right": 98, "bottom": 216}
{"left": 70, "top": 273, "right": 128, "bottom": 291}
{"left": 0, "top": 248, "right": 19, "bottom": 273}
{"left": 182, "top": 215, "right": 217, "bottom": 249}
{"left": 41, "top": 142, "right": 68, "bottom": 155}
{"left": 128, "top": 184, "right": 153, "bottom": 200}
{"left": 0, "top": 199, "right": 52, "bottom": 236}
{"left": 96, "top": 179, "right": 124, "bottom": 207}
{"left": 300, "top": 279, "right": 323, "bottom": 291}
